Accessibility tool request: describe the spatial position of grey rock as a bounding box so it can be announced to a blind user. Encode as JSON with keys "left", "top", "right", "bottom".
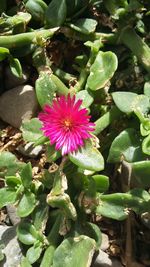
{"left": 101, "top": 233, "right": 109, "bottom": 251}
{"left": 0, "top": 85, "right": 38, "bottom": 128}
{"left": 0, "top": 225, "right": 22, "bottom": 267}
{"left": 17, "top": 142, "right": 43, "bottom": 158}
{"left": 6, "top": 205, "right": 20, "bottom": 225}
{"left": 93, "top": 250, "right": 123, "bottom": 267}
{"left": 4, "top": 65, "right": 29, "bottom": 90}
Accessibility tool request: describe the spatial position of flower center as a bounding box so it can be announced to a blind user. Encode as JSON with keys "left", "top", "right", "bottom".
{"left": 63, "top": 118, "right": 73, "bottom": 130}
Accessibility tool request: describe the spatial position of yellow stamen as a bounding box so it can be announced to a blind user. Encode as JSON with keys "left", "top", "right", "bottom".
{"left": 64, "top": 119, "right": 72, "bottom": 128}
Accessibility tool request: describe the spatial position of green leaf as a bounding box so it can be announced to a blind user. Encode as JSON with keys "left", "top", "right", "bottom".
{"left": 17, "top": 222, "right": 39, "bottom": 245}
{"left": 87, "top": 51, "right": 118, "bottom": 90}
{"left": 76, "top": 90, "right": 94, "bottom": 108}
{"left": 107, "top": 128, "right": 145, "bottom": 163}
{"left": 50, "top": 74, "right": 68, "bottom": 96}
{"left": 25, "top": 0, "right": 47, "bottom": 22}
{"left": 69, "top": 139, "right": 104, "bottom": 172}
{"left": 26, "top": 242, "right": 43, "bottom": 264}
{"left": 21, "top": 257, "right": 32, "bottom": 267}
{"left": 131, "top": 161, "right": 150, "bottom": 187}
{"left": 69, "top": 18, "right": 97, "bottom": 34}
{"left": 46, "top": 145, "right": 61, "bottom": 162}
{"left": 40, "top": 245, "right": 55, "bottom": 267}
{"left": 5, "top": 176, "right": 22, "bottom": 188}
{"left": 9, "top": 57, "right": 23, "bottom": 78}
{"left": 96, "top": 197, "right": 128, "bottom": 221}
{"left": 21, "top": 118, "right": 43, "bottom": 142}
{"left": 97, "top": 189, "right": 150, "bottom": 219}
{"left": 17, "top": 191, "right": 36, "bottom": 217}
{"left": 32, "top": 195, "right": 49, "bottom": 231}
{"left": 35, "top": 72, "right": 56, "bottom": 108}
{"left": 52, "top": 235, "right": 96, "bottom": 267}
{"left": 132, "top": 94, "right": 150, "bottom": 114}
{"left": 46, "top": 0, "right": 67, "bottom": 27}
{"left": 0, "top": 47, "right": 9, "bottom": 61}
{"left": 84, "top": 222, "right": 102, "bottom": 250}
{"left": 92, "top": 175, "right": 109, "bottom": 193}
{"left": 0, "top": 151, "right": 25, "bottom": 177}
{"left": 21, "top": 163, "right": 32, "bottom": 188}
{"left": 112, "top": 92, "right": 137, "bottom": 113}
{"left": 144, "top": 81, "right": 150, "bottom": 98}
{"left": 0, "top": 188, "right": 17, "bottom": 209}
{"left": 142, "top": 134, "right": 150, "bottom": 155}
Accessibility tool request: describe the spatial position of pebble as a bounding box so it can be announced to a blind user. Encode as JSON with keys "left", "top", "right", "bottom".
{"left": 101, "top": 233, "right": 109, "bottom": 251}
{"left": 4, "top": 65, "right": 29, "bottom": 90}
{"left": 0, "top": 85, "right": 38, "bottom": 128}
{"left": 17, "top": 142, "right": 43, "bottom": 158}
{"left": 0, "top": 225, "right": 22, "bottom": 267}
{"left": 6, "top": 205, "right": 20, "bottom": 225}
{"left": 93, "top": 250, "right": 123, "bottom": 267}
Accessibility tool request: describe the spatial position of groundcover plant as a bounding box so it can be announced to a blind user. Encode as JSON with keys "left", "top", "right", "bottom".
{"left": 0, "top": 0, "right": 150, "bottom": 266}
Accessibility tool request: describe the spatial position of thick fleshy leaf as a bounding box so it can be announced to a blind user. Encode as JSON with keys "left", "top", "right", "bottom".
{"left": 97, "top": 189, "right": 150, "bottom": 220}
{"left": 40, "top": 245, "right": 55, "bottom": 267}
{"left": 9, "top": 57, "right": 22, "bottom": 78}
{"left": 52, "top": 235, "right": 96, "bottom": 267}
{"left": 112, "top": 92, "right": 137, "bottom": 113}
{"left": 25, "top": 0, "right": 47, "bottom": 23}
{"left": 21, "top": 163, "right": 32, "bottom": 188}
{"left": 21, "top": 118, "right": 43, "bottom": 142}
{"left": 45, "top": 0, "right": 67, "bottom": 27}
{"left": 26, "top": 243, "right": 43, "bottom": 264}
{"left": 87, "top": 51, "right": 118, "bottom": 90}
{"left": 144, "top": 81, "right": 150, "bottom": 98}
{"left": 92, "top": 175, "right": 109, "bottom": 193}
{"left": 35, "top": 72, "right": 56, "bottom": 108}
{"left": 17, "top": 222, "right": 39, "bottom": 245}
{"left": 142, "top": 134, "right": 150, "bottom": 155}
{"left": 21, "top": 257, "right": 32, "bottom": 267}
{"left": 5, "top": 176, "right": 22, "bottom": 188}
{"left": 32, "top": 195, "right": 49, "bottom": 231}
{"left": 69, "top": 139, "right": 104, "bottom": 171}
{"left": 17, "top": 191, "right": 36, "bottom": 217}
{"left": 0, "top": 47, "right": 9, "bottom": 61}
{"left": 112, "top": 92, "right": 150, "bottom": 114}
{"left": 107, "top": 128, "right": 145, "bottom": 163}
{"left": 0, "top": 188, "right": 17, "bottom": 209}
{"left": 84, "top": 222, "right": 102, "bottom": 250}
{"left": 69, "top": 18, "right": 97, "bottom": 34}
{"left": 0, "top": 151, "right": 25, "bottom": 177}
{"left": 131, "top": 161, "right": 150, "bottom": 187}
{"left": 133, "top": 94, "right": 150, "bottom": 114}
{"left": 76, "top": 90, "right": 94, "bottom": 108}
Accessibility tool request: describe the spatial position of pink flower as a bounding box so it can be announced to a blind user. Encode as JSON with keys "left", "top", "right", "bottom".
{"left": 38, "top": 94, "right": 95, "bottom": 155}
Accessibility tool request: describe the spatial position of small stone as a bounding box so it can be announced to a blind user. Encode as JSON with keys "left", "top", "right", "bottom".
{"left": 0, "top": 85, "right": 38, "bottom": 128}
{"left": 0, "top": 225, "right": 22, "bottom": 267}
{"left": 17, "top": 142, "right": 43, "bottom": 158}
{"left": 6, "top": 205, "right": 20, "bottom": 225}
{"left": 101, "top": 233, "right": 109, "bottom": 251}
{"left": 4, "top": 65, "right": 29, "bottom": 90}
{"left": 93, "top": 250, "right": 123, "bottom": 267}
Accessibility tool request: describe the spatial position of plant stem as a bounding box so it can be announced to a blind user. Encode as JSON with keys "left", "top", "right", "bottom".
{"left": 60, "top": 27, "right": 118, "bottom": 44}
{"left": 0, "top": 28, "right": 57, "bottom": 49}
{"left": 94, "top": 106, "right": 122, "bottom": 135}
{"left": 120, "top": 27, "right": 150, "bottom": 74}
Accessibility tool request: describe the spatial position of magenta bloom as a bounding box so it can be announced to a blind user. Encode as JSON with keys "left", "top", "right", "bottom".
{"left": 38, "top": 94, "right": 95, "bottom": 155}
